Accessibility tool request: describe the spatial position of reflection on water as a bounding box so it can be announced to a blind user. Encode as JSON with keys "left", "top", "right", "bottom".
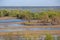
{"left": 0, "top": 28, "right": 26, "bottom": 32}
{"left": 0, "top": 19, "right": 60, "bottom": 40}
{"left": 0, "top": 23, "right": 25, "bottom": 28}
{"left": 0, "top": 28, "right": 60, "bottom": 32}
{"left": 0, "top": 19, "right": 60, "bottom": 32}
{"left": 0, "top": 19, "right": 25, "bottom": 28}
{"left": 29, "top": 28, "right": 60, "bottom": 30}
{"left": 8, "top": 24, "right": 24, "bottom": 26}
{"left": 0, "top": 19, "right": 25, "bottom": 23}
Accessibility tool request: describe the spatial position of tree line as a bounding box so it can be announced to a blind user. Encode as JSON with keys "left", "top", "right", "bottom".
{"left": 0, "top": 9, "right": 60, "bottom": 25}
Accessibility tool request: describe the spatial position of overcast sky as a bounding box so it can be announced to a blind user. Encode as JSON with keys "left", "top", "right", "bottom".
{"left": 0, "top": 0, "right": 60, "bottom": 6}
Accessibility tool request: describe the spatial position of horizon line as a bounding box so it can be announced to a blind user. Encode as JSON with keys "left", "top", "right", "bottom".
{"left": 0, "top": 5, "right": 60, "bottom": 7}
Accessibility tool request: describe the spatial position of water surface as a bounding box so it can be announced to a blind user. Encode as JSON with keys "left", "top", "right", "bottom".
{"left": 0, "top": 19, "right": 25, "bottom": 23}
{"left": 0, "top": 19, "right": 60, "bottom": 32}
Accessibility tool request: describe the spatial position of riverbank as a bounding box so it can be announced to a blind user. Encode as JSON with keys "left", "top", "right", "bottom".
{"left": 0, "top": 30, "right": 60, "bottom": 36}
{"left": 0, "top": 17, "right": 16, "bottom": 20}
{"left": 0, "top": 23, "right": 60, "bottom": 29}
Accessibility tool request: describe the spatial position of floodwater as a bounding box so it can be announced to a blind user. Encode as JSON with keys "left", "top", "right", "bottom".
{"left": 0, "top": 19, "right": 25, "bottom": 28}
{"left": 0, "top": 19, "right": 60, "bottom": 32}
{"left": 0, "top": 28, "right": 60, "bottom": 32}
{"left": 0, "top": 19, "right": 25, "bottom": 23}
{"left": 0, "top": 19, "right": 60, "bottom": 40}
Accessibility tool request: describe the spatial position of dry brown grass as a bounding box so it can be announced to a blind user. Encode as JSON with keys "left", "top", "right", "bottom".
{"left": 0, "top": 17, "right": 16, "bottom": 20}
{"left": 0, "top": 30, "right": 60, "bottom": 36}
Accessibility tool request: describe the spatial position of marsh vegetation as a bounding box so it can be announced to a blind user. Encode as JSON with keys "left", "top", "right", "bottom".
{"left": 0, "top": 9, "right": 60, "bottom": 25}
{"left": 0, "top": 8, "right": 60, "bottom": 40}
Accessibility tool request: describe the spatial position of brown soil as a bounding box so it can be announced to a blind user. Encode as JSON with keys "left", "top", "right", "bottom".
{"left": 0, "top": 30, "right": 60, "bottom": 36}
{"left": 0, "top": 17, "right": 16, "bottom": 20}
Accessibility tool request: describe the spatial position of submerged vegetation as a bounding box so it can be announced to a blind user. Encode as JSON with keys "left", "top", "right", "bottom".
{"left": 0, "top": 9, "right": 60, "bottom": 25}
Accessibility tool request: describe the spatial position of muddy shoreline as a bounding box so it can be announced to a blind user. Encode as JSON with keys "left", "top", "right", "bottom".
{"left": 0, "top": 30, "right": 60, "bottom": 36}
{"left": 0, "top": 17, "right": 60, "bottom": 36}
{"left": 0, "top": 17, "right": 17, "bottom": 20}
